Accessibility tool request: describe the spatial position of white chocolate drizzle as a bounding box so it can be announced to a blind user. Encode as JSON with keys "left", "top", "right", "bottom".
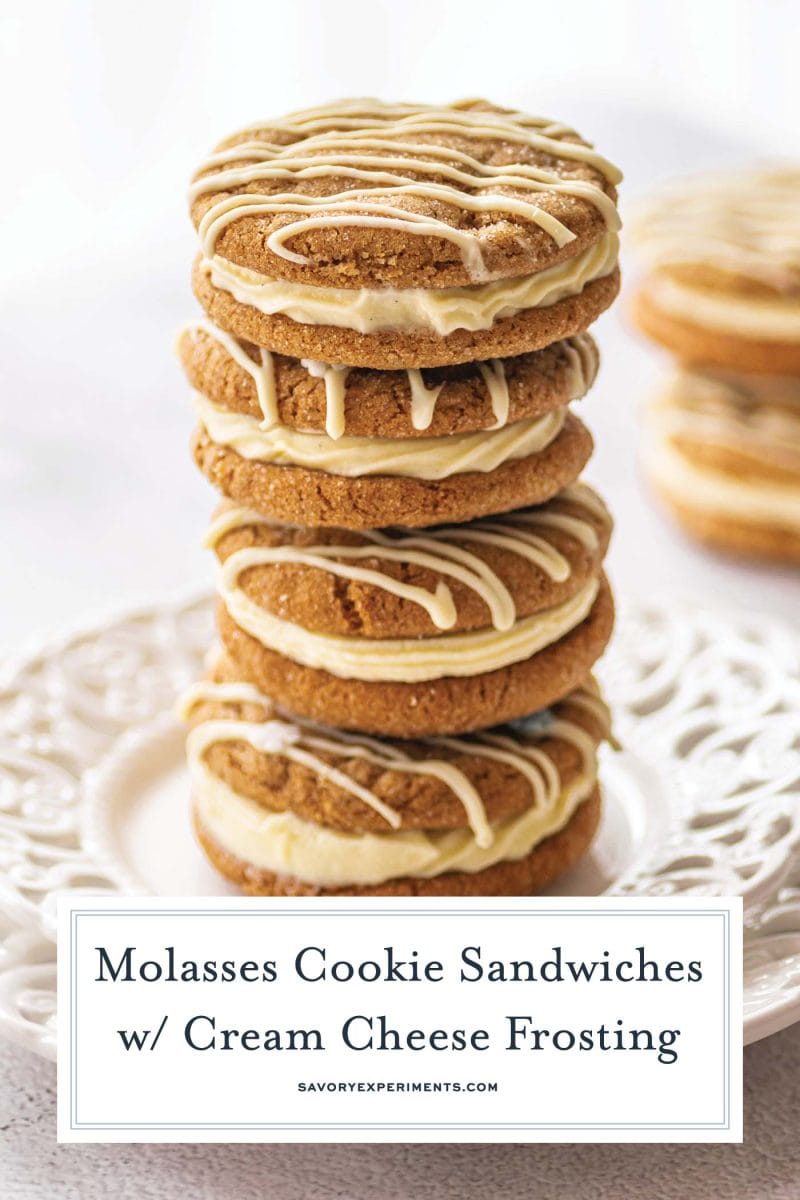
{"left": 218, "top": 572, "right": 600, "bottom": 683}
{"left": 191, "top": 99, "right": 621, "bottom": 282}
{"left": 206, "top": 482, "right": 605, "bottom": 633}
{"left": 181, "top": 677, "right": 609, "bottom": 852}
{"left": 476, "top": 360, "right": 510, "bottom": 427}
{"left": 407, "top": 369, "right": 446, "bottom": 430}
{"left": 181, "top": 320, "right": 597, "bottom": 438}
{"left": 299, "top": 358, "right": 350, "bottom": 439}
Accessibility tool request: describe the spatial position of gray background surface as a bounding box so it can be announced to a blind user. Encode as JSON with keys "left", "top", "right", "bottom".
{"left": 2, "top": 1027, "right": 799, "bottom": 1198}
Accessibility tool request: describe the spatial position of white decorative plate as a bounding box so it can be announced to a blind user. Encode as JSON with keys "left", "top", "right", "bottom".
{"left": 1, "top": 591, "right": 799, "bottom": 1060}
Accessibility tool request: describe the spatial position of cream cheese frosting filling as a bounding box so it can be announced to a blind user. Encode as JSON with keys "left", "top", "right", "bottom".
{"left": 190, "top": 762, "right": 594, "bottom": 886}
{"left": 191, "top": 389, "right": 566, "bottom": 479}
{"left": 645, "top": 273, "right": 800, "bottom": 342}
{"left": 219, "top": 572, "right": 600, "bottom": 682}
{"left": 201, "top": 231, "right": 619, "bottom": 335}
{"left": 645, "top": 424, "right": 800, "bottom": 531}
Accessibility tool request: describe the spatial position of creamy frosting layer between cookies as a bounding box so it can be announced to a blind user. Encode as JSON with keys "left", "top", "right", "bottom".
{"left": 201, "top": 232, "right": 618, "bottom": 335}
{"left": 219, "top": 572, "right": 599, "bottom": 682}
{"left": 191, "top": 764, "right": 595, "bottom": 886}
{"left": 191, "top": 389, "right": 566, "bottom": 479}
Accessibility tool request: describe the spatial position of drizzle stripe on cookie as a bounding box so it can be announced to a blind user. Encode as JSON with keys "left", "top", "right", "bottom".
{"left": 206, "top": 483, "right": 605, "bottom": 633}
{"left": 181, "top": 319, "right": 597, "bottom": 437}
{"left": 181, "top": 678, "right": 610, "bottom": 850}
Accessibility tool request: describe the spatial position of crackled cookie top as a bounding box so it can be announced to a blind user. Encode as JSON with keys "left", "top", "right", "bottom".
{"left": 190, "top": 97, "right": 621, "bottom": 290}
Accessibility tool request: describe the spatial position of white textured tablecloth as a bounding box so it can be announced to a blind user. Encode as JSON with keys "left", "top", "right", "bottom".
{"left": 1, "top": 1027, "right": 799, "bottom": 1199}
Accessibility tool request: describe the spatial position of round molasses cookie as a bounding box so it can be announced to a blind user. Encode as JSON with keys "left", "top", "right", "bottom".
{"left": 190, "top": 398, "right": 593, "bottom": 529}
{"left": 631, "top": 168, "right": 800, "bottom": 374}
{"left": 207, "top": 481, "right": 612, "bottom": 639}
{"left": 181, "top": 664, "right": 610, "bottom": 895}
{"left": 643, "top": 368, "right": 800, "bottom": 565}
{"left": 178, "top": 321, "right": 599, "bottom": 440}
{"left": 188, "top": 98, "right": 621, "bottom": 368}
{"left": 207, "top": 485, "right": 614, "bottom": 735}
{"left": 216, "top": 575, "right": 613, "bottom": 737}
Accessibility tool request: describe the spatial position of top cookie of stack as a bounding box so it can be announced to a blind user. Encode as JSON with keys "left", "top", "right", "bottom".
{"left": 181, "top": 98, "right": 621, "bottom": 529}
{"left": 189, "top": 97, "right": 621, "bottom": 366}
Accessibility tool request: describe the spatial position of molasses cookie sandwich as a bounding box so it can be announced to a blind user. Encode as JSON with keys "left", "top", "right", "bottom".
{"left": 644, "top": 368, "right": 800, "bottom": 563}
{"left": 189, "top": 98, "right": 621, "bottom": 369}
{"left": 179, "top": 320, "right": 599, "bottom": 527}
{"left": 207, "top": 482, "right": 614, "bottom": 736}
{"left": 181, "top": 662, "right": 611, "bottom": 897}
{"left": 631, "top": 168, "right": 800, "bottom": 374}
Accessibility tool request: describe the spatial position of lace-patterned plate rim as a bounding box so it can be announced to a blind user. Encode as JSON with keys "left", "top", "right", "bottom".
{"left": 0, "top": 588, "right": 799, "bottom": 1057}
{"left": 0, "top": 584, "right": 212, "bottom": 690}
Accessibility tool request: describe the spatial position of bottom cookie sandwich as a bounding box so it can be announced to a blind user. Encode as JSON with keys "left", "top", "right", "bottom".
{"left": 180, "top": 661, "right": 611, "bottom": 897}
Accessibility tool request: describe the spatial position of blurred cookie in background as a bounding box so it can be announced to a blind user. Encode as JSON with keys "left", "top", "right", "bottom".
{"left": 643, "top": 368, "right": 800, "bottom": 564}
{"left": 630, "top": 168, "right": 800, "bottom": 375}
{"left": 631, "top": 167, "right": 800, "bottom": 565}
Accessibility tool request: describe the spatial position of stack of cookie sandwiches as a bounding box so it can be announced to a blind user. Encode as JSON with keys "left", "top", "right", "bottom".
{"left": 178, "top": 98, "right": 622, "bottom": 896}
{"left": 632, "top": 168, "right": 800, "bottom": 564}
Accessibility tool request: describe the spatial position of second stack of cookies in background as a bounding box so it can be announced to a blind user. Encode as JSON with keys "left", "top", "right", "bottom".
{"left": 177, "top": 99, "right": 623, "bottom": 896}
{"left": 631, "top": 168, "right": 800, "bottom": 564}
